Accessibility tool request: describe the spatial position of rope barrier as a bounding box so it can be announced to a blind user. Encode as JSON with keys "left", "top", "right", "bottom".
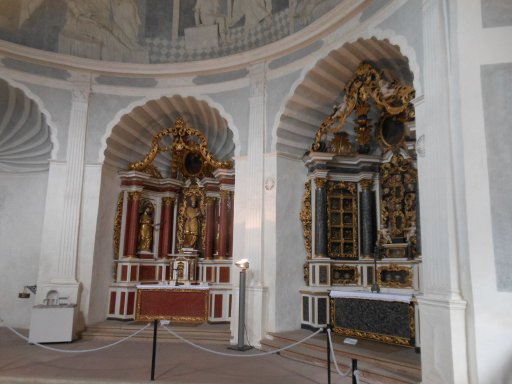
{"left": 0, "top": 316, "right": 151, "bottom": 353}
{"left": 327, "top": 328, "right": 361, "bottom": 383}
{"left": 161, "top": 323, "right": 324, "bottom": 358}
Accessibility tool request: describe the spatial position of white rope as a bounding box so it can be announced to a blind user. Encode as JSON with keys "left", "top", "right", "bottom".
{"left": 0, "top": 317, "right": 151, "bottom": 353}
{"left": 327, "top": 328, "right": 361, "bottom": 383}
{"left": 161, "top": 324, "right": 323, "bottom": 358}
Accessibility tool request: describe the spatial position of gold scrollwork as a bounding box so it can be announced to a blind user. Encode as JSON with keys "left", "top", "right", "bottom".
{"left": 300, "top": 180, "right": 312, "bottom": 259}
{"left": 312, "top": 63, "right": 415, "bottom": 151}
{"left": 128, "top": 117, "right": 233, "bottom": 178}
{"left": 379, "top": 154, "right": 417, "bottom": 242}
{"left": 377, "top": 264, "right": 413, "bottom": 288}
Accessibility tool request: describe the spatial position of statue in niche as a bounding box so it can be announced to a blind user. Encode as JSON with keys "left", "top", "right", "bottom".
{"left": 138, "top": 205, "right": 154, "bottom": 252}
{"left": 194, "top": 0, "right": 229, "bottom": 43}
{"left": 183, "top": 196, "right": 202, "bottom": 249}
{"left": 60, "top": 0, "right": 147, "bottom": 62}
{"left": 231, "top": 0, "right": 272, "bottom": 31}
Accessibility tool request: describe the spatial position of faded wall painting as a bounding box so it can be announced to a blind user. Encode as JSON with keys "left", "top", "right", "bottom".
{"left": 0, "top": 0, "right": 342, "bottom": 63}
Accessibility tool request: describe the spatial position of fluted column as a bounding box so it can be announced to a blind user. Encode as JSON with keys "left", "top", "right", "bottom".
{"left": 204, "top": 196, "right": 216, "bottom": 260}
{"left": 217, "top": 190, "right": 229, "bottom": 259}
{"left": 416, "top": 1, "right": 468, "bottom": 383}
{"left": 159, "top": 196, "right": 174, "bottom": 258}
{"left": 56, "top": 87, "right": 90, "bottom": 281}
{"left": 124, "top": 191, "right": 142, "bottom": 258}
{"left": 314, "top": 177, "right": 328, "bottom": 258}
{"left": 360, "top": 178, "right": 374, "bottom": 258}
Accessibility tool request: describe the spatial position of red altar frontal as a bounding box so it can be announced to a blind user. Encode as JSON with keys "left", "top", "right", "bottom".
{"left": 136, "top": 285, "right": 209, "bottom": 323}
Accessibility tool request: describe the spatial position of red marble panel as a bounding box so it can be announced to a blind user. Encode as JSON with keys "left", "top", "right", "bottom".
{"left": 139, "top": 265, "right": 156, "bottom": 281}
{"left": 136, "top": 288, "right": 209, "bottom": 323}
{"left": 120, "top": 292, "right": 126, "bottom": 314}
{"left": 219, "top": 267, "right": 230, "bottom": 283}
{"left": 109, "top": 292, "right": 116, "bottom": 314}
{"left": 127, "top": 292, "right": 135, "bottom": 315}
{"left": 121, "top": 265, "right": 128, "bottom": 281}
{"left": 206, "top": 267, "right": 213, "bottom": 282}
{"left": 214, "top": 294, "right": 223, "bottom": 318}
{"left": 130, "top": 265, "right": 138, "bottom": 281}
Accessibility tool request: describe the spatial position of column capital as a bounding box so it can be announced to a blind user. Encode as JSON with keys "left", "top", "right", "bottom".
{"left": 128, "top": 191, "right": 142, "bottom": 201}
{"left": 360, "top": 178, "right": 373, "bottom": 190}
{"left": 162, "top": 196, "right": 175, "bottom": 206}
{"left": 314, "top": 177, "right": 328, "bottom": 189}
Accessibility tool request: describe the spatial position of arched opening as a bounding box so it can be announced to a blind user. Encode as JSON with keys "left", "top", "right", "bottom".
{"left": 88, "top": 95, "right": 237, "bottom": 325}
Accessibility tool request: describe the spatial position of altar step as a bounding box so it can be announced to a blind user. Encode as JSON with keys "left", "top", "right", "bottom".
{"left": 260, "top": 329, "right": 422, "bottom": 384}
{"left": 81, "top": 320, "right": 232, "bottom": 344}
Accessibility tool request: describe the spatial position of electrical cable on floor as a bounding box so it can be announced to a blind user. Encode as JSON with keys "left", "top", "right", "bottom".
{"left": 161, "top": 323, "right": 323, "bottom": 358}
{"left": 0, "top": 316, "right": 151, "bottom": 353}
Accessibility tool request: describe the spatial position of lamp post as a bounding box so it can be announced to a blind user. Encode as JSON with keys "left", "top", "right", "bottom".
{"left": 229, "top": 258, "right": 252, "bottom": 351}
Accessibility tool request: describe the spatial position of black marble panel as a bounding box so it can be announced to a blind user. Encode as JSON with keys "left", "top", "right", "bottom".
{"left": 318, "top": 298, "right": 327, "bottom": 324}
{"left": 333, "top": 297, "right": 412, "bottom": 341}
{"left": 302, "top": 296, "right": 309, "bottom": 322}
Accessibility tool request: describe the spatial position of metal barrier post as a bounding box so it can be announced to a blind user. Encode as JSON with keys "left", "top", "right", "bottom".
{"left": 352, "top": 358, "right": 358, "bottom": 384}
{"left": 326, "top": 325, "right": 331, "bottom": 384}
{"left": 151, "top": 320, "right": 158, "bottom": 381}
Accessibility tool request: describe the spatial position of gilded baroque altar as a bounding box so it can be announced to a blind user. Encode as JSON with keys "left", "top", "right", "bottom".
{"left": 108, "top": 117, "right": 235, "bottom": 323}
{"left": 300, "top": 63, "right": 421, "bottom": 347}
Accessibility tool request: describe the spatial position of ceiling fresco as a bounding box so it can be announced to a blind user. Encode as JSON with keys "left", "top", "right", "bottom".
{"left": 0, "top": 0, "right": 343, "bottom": 64}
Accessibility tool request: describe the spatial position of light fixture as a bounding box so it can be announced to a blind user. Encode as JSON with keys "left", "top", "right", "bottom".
{"left": 229, "top": 258, "right": 252, "bottom": 351}
{"left": 235, "top": 258, "right": 249, "bottom": 271}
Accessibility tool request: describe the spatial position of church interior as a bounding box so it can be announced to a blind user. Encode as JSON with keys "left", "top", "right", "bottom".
{"left": 0, "top": 1, "right": 511, "bottom": 383}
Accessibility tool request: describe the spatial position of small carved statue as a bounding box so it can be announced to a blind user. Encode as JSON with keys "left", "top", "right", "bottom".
{"left": 183, "top": 196, "right": 202, "bottom": 249}
{"left": 377, "top": 225, "right": 393, "bottom": 245}
{"left": 138, "top": 206, "right": 153, "bottom": 251}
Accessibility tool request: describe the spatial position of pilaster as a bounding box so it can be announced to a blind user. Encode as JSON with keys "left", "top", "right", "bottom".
{"left": 417, "top": 1, "right": 469, "bottom": 382}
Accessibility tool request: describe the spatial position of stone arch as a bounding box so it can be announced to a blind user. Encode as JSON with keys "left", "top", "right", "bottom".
{"left": 98, "top": 93, "right": 241, "bottom": 169}
{"left": 271, "top": 32, "right": 421, "bottom": 158}
{"left": 0, "top": 76, "right": 60, "bottom": 167}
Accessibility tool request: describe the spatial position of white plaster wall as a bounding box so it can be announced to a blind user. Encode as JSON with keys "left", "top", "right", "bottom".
{"left": 36, "top": 161, "right": 67, "bottom": 286}
{"left": 0, "top": 172, "right": 48, "bottom": 328}
{"left": 75, "top": 163, "right": 119, "bottom": 328}
{"left": 275, "top": 155, "right": 306, "bottom": 331}
{"left": 455, "top": 0, "right": 512, "bottom": 382}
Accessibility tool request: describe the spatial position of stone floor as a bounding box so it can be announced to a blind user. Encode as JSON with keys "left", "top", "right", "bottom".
{"left": 0, "top": 325, "right": 353, "bottom": 384}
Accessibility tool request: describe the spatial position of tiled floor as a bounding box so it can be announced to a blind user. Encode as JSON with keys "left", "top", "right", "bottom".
{"left": 0, "top": 326, "right": 352, "bottom": 384}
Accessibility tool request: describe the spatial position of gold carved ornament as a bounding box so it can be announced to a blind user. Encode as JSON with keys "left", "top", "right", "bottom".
{"left": 311, "top": 62, "right": 415, "bottom": 152}
{"left": 379, "top": 154, "right": 417, "bottom": 241}
{"left": 377, "top": 264, "right": 413, "bottom": 288}
{"left": 128, "top": 117, "right": 233, "bottom": 178}
{"left": 299, "top": 180, "right": 312, "bottom": 260}
{"left": 327, "top": 181, "right": 358, "bottom": 259}
{"left": 176, "top": 186, "right": 207, "bottom": 251}
{"left": 112, "top": 191, "right": 124, "bottom": 279}
{"left": 331, "top": 265, "right": 359, "bottom": 285}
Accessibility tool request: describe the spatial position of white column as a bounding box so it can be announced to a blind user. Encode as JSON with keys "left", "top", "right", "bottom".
{"left": 416, "top": 1, "right": 468, "bottom": 383}
{"left": 235, "top": 63, "right": 267, "bottom": 347}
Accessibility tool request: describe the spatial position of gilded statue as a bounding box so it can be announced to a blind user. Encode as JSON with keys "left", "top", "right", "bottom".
{"left": 138, "top": 206, "right": 153, "bottom": 251}
{"left": 183, "top": 196, "right": 202, "bottom": 249}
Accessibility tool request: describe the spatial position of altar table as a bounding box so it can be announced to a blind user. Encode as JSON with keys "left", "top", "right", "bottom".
{"left": 329, "top": 290, "right": 416, "bottom": 347}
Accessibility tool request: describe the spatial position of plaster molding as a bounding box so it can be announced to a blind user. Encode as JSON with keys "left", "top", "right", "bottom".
{"left": 97, "top": 93, "right": 242, "bottom": 165}
{"left": 0, "top": 76, "right": 60, "bottom": 161}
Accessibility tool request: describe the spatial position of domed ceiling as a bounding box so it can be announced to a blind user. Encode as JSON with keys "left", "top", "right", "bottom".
{"left": 0, "top": 79, "right": 52, "bottom": 173}
{"left": 0, "top": 0, "right": 343, "bottom": 64}
{"left": 104, "top": 96, "right": 235, "bottom": 175}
